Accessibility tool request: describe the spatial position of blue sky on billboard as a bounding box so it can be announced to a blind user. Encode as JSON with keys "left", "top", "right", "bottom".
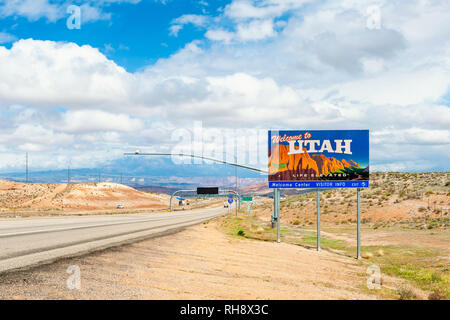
{"left": 0, "top": 0, "right": 449, "bottom": 176}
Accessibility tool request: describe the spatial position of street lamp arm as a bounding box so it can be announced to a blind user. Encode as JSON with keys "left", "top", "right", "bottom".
{"left": 123, "top": 152, "right": 268, "bottom": 174}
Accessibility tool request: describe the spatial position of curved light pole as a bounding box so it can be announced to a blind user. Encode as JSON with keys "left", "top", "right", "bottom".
{"left": 221, "top": 189, "right": 240, "bottom": 216}
{"left": 169, "top": 189, "right": 241, "bottom": 215}
{"left": 124, "top": 151, "right": 276, "bottom": 235}
{"left": 123, "top": 152, "right": 268, "bottom": 174}
{"left": 170, "top": 189, "right": 196, "bottom": 212}
{"left": 124, "top": 152, "right": 266, "bottom": 214}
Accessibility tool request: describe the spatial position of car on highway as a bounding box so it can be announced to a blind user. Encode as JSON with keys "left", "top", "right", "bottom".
{"left": 117, "top": 204, "right": 124, "bottom": 209}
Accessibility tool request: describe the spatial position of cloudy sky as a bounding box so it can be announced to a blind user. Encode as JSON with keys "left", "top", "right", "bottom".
{"left": 0, "top": 0, "right": 449, "bottom": 174}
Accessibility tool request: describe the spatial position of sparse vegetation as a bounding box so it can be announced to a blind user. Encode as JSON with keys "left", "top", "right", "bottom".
{"left": 228, "top": 172, "right": 450, "bottom": 299}
{"left": 397, "top": 286, "right": 417, "bottom": 300}
{"left": 428, "top": 289, "right": 448, "bottom": 300}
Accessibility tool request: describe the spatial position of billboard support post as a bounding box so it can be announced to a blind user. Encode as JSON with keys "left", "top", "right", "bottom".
{"left": 317, "top": 189, "right": 321, "bottom": 252}
{"left": 357, "top": 188, "right": 361, "bottom": 259}
{"left": 271, "top": 190, "right": 276, "bottom": 229}
{"left": 276, "top": 188, "right": 280, "bottom": 243}
{"left": 272, "top": 189, "right": 276, "bottom": 228}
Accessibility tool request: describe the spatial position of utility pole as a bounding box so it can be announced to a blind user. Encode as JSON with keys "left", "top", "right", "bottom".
{"left": 25, "top": 152, "right": 28, "bottom": 183}
{"left": 120, "top": 173, "right": 123, "bottom": 184}
{"left": 67, "top": 166, "right": 70, "bottom": 184}
{"left": 235, "top": 142, "right": 239, "bottom": 212}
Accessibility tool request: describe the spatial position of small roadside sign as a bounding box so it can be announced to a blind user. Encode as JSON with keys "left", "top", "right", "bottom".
{"left": 247, "top": 202, "right": 252, "bottom": 215}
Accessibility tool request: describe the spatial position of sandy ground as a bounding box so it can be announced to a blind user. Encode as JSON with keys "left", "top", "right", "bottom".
{"left": 0, "top": 218, "right": 385, "bottom": 300}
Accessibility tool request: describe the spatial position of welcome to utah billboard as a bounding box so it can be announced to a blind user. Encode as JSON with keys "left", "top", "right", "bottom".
{"left": 268, "top": 130, "right": 369, "bottom": 189}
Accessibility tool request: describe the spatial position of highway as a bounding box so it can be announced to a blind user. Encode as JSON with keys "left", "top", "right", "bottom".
{"left": 0, "top": 207, "right": 226, "bottom": 273}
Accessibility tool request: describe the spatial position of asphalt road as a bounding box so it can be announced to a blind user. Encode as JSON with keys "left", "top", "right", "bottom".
{"left": 0, "top": 206, "right": 226, "bottom": 273}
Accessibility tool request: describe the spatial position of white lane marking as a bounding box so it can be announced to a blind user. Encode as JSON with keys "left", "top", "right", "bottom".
{"left": 0, "top": 209, "right": 223, "bottom": 238}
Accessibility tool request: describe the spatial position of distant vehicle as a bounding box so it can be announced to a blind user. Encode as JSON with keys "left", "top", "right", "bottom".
{"left": 223, "top": 201, "right": 229, "bottom": 208}
{"left": 117, "top": 204, "right": 124, "bottom": 209}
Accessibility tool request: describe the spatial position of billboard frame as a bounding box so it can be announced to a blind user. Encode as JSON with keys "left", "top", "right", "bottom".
{"left": 268, "top": 129, "right": 369, "bottom": 189}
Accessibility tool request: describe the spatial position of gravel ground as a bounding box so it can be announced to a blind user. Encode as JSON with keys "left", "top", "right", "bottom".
{"left": 0, "top": 218, "right": 381, "bottom": 300}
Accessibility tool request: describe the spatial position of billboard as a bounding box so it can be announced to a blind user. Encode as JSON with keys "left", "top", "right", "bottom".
{"left": 268, "top": 130, "right": 369, "bottom": 189}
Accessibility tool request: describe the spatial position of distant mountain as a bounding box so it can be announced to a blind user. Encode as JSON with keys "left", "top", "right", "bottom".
{"left": 134, "top": 185, "right": 179, "bottom": 195}
{"left": 0, "top": 156, "right": 267, "bottom": 188}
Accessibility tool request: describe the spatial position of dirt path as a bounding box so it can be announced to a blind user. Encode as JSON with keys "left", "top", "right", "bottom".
{"left": 0, "top": 219, "right": 382, "bottom": 300}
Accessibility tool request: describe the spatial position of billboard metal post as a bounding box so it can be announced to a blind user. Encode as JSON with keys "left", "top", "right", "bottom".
{"left": 276, "top": 188, "right": 281, "bottom": 243}
{"left": 357, "top": 188, "right": 361, "bottom": 259}
{"left": 317, "top": 189, "right": 321, "bottom": 252}
{"left": 271, "top": 190, "right": 276, "bottom": 228}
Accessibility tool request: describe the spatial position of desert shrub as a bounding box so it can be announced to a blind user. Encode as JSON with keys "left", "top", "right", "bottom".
{"left": 397, "top": 286, "right": 417, "bottom": 300}
{"left": 237, "top": 230, "right": 245, "bottom": 237}
{"left": 431, "top": 273, "right": 443, "bottom": 283}
{"left": 362, "top": 218, "right": 371, "bottom": 224}
{"left": 428, "top": 289, "right": 447, "bottom": 300}
{"left": 427, "top": 220, "right": 439, "bottom": 229}
{"left": 292, "top": 220, "right": 301, "bottom": 225}
{"left": 425, "top": 190, "right": 434, "bottom": 196}
{"left": 361, "top": 252, "right": 373, "bottom": 259}
{"left": 418, "top": 207, "right": 427, "bottom": 213}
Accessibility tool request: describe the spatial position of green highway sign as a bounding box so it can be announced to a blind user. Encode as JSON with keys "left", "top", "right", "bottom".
{"left": 241, "top": 196, "right": 253, "bottom": 202}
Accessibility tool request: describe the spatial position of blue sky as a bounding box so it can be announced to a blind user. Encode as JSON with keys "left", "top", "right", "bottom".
{"left": 0, "top": 0, "right": 449, "bottom": 177}
{"left": 0, "top": 0, "right": 230, "bottom": 71}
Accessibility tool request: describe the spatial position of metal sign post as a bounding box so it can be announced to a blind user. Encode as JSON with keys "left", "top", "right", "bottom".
{"left": 227, "top": 197, "right": 235, "bottom": 216}
{"left": 357, "top": 188, "right": 361, "bottom": 259}
{"left": 276, "top": 188, "right": 281, "bottom": 243}
{"left": 272, "top": 189, "right": 277, "bottom": 230}
{"left": 317, "top": 189, "right": 321, "bottom": 251}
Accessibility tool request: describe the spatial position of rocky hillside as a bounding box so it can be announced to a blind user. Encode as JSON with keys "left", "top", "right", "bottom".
{"left": 0, "top": 180, "right": 169, "bottom": 211}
